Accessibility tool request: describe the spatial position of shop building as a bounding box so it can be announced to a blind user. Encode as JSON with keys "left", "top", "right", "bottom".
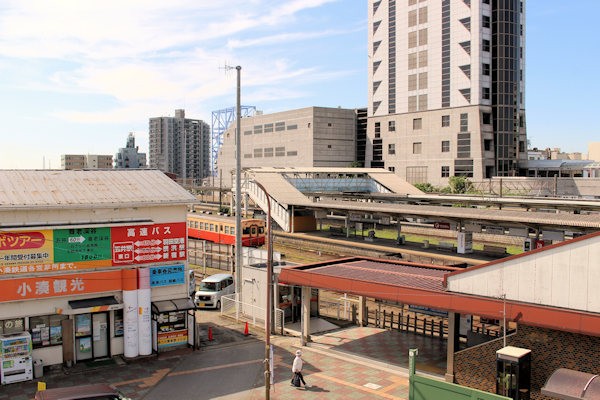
{"left": 0, "top": 169, "right": 197, "bottom": 375}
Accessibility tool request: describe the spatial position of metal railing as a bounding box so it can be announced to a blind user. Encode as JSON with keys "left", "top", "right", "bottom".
{"left": 220, "top": 294, "right": 285, "bottom": 334}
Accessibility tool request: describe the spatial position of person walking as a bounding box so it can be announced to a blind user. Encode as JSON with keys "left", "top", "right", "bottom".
{"left": 291, "top": 349, "right": 308, "bottom": 388}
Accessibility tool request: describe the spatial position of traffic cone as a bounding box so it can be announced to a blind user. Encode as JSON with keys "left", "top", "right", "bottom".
{"left": 244, "top": 322, "right": 249, "bottom": 336}
{"left": 208, "top": 326, "right": 213, "bottom": 341}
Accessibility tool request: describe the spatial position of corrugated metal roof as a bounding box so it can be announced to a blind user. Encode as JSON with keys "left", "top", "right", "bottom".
{"left": 0, "top": 169, "right": 197, "bottom": 209}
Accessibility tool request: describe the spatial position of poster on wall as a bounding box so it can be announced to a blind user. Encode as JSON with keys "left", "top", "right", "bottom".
{"left": 75, "top": 314, "right": 91, "bottom": 337}
{"left": 78, "top": 337, "right": 92, "bottom": 353}
{"left": 111, "top": 223, "right": 187, "bottom": 265}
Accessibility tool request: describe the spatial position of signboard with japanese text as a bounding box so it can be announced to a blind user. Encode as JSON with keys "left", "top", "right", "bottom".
{"left": 0, "top": 222, "right": 187, "bottom": 275}
{"left": 53, "top": 228, "right": 112, "bottom": 263}
{"left": 0, "top": 270, "right": 123, "bottom": 302}
{"left": 0, "top": 231, "right": 54, "bottom": 269}
{"left": 149, "top": 265, "right": 185, "bottom": 287}
{"left": 111, "top": 223, "right": 186, "bottom": 265}
{"left": 157, "top": 329, "right": 188, "bottom": 350}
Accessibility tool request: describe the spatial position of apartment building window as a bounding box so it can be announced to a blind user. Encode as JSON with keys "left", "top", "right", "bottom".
{"left": 460, "top": 113, "right": 468, "bottom": 132}
{"left": 441, "top": 115, "right": 450, "bottom": 127}
{"left": 253, "top": 125, "right": 263, "bottom": 134}
{"left": 287, "top": 124, "right": 298, "bottom": 130}
{"left": 408, "top": 31, "right": 417, "bottom": 48}
{"left": 264, "top": 148, "right": 274, "bottom": 157}
{"left": 244, "top": 153, "right": 252, "bottom": 158}
{"left": 408, "top": 53, "right": 417, "bottom": 69}
{"left": 409, "top": 10, "right": 417, "bottom": 27}
{"left": 264, "top": 123, "right": 273, "bottom": 133}
{"left": 418, "top": 28, "right": 428, "bottom": 46}
{"left": 388, "top": 166, "right": 395, "bottom": 172}
{"left": 482, "top": 87, "right": 490, "bottom": 100}
{"left": 244, "top": 130, "right": 252, "bottom": 135}
{"left": 275, "top": 147, "right": 285, "bottom": 156}
{"left": 287, "top": 151, "right": 298, "bottom": 156}
{"left": 374, "top": 122, "right": 381, "bottom": 138}
{"left": 482, "top": 15, "right": 490, "bottom": 28}
{"left": 253, "top": 148, "right": 263, "bottom": 158}
{"left": 418, "top": 50, "right": 427, "bottom": 67}
{"left": 482, "top": 112, "right": 491, "bottom": 124}
{"left": 418, "top": 7, "right": 427, "bottom": 24}
{"left": 388, "top": 143, "right": 395, "bottom": 154}
{"left": 418, "top": 72, "right": 427, "bottom": 89}
{"left": 441, "top": 166, "right": 450, "bottom": 178}
{"left": 408, "top": 74, "right": 417, "bottom": 91}
{"left": 418, "top": 94, "right": 428, "bottom": 111}
{"left": 413, "top": 142, "right": 422, "bottom": 154}
{"left": 408, "top": 96, "right": 417, "bottom": 112}
{"left": 482, "top": 63, "right": 490, "bottom": 76}
{"left": 482, "top": 39, "right": 490, "bottom": 52}
{"left": 275, "top": 122, "right": 285, "bottom": 131}
{"left": 413, "top": 118, "right": 422, "bottom": 130}
{"left": 388, "top": 121, "right": 395, "bottom": 131}
{"left": 442, "top": 140, "right": 450, "bottom": 152}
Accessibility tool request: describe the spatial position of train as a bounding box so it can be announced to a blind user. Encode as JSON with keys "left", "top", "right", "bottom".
{"left": 187, "top": 213, "right": 266, "bottom": 247}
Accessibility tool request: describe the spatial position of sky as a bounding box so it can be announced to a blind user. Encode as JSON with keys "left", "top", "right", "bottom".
{"left": 0, "top": 0, "right": 598, "bottom": 169}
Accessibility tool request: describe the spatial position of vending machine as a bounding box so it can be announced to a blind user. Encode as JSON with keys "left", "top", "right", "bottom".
{"left": 0, "top": 331, "right": 33, "bottom": 384}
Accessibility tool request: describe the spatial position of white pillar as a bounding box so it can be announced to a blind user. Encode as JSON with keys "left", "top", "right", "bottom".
{"left": 122, "top": 269, "right": 139, "bottom": 358}
{"left": 137, "top": 268, "right": 152, "bottom": 356}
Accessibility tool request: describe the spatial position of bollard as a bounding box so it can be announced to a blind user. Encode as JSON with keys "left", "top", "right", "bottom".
{"left": 208, "top": 326, "right": 213, "bottom": 341}
{"left": 244, "top": 322, "right": 249, "bottom": 336}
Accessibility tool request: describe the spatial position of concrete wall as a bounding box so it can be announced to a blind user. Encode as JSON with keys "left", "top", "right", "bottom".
{"left": 454, "top": 325, "right": 600, "bottom": 400}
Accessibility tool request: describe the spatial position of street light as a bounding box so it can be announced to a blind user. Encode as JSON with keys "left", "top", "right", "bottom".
{"left": 252, "top": 180, "right": 273, "bottom": 399}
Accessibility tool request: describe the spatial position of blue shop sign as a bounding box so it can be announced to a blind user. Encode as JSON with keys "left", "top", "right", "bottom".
{"left": 150, "top": 264, "right": 185, "bottom": 287}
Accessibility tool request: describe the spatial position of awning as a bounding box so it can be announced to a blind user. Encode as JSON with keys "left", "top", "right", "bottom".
{"left": 57, "top": 296, "right": 122, "bottom": 315}
{"left": 541, "top": 368, "right": 600, "bottom": 400}
{"left": 152, "top": 298, "right": 196, "bottom": 313}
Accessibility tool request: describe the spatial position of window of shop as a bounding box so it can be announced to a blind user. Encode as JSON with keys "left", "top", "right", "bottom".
{"left": 0, "top": 318, "right": 25, "bottom": 335}
{"left": 114, "top": 309, "right": 124, "bottom": 337}
{"left": 29, "top": 315, "right": 68, "bottom": 348}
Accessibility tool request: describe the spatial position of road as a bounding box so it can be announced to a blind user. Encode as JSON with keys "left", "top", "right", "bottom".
{"left": 143, "top": 340, "right": 266, "bottom": 400}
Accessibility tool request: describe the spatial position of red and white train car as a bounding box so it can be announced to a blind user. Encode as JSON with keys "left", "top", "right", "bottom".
{"left": 187, "top": 213, "right": 266, "bottom": 247}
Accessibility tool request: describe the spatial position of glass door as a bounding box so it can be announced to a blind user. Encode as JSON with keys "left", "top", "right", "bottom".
{"left": 92, "top": 313, "right": 109, "bottom": 359}
{"left": 75, "top": 313, "right": 93, "bottom": 361}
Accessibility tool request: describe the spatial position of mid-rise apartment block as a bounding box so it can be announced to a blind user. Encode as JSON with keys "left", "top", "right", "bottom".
{"left": 216, "top": 107, "right": 359, "bottom": 185}
{"left": 368, "top": 0, "right": 527, "bottom": 186}
{"left": 114, "top": 133, "right": 147, "bottom": 169}
{"left": 61, "top": 154, "right": 113, "bottom": 170}
{"left": 149, "top": 109, "right": 211, "bottom": 180}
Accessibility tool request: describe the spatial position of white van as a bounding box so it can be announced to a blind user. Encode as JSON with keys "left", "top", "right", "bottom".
{"left": 194, "top": 273, "right": 234, "bottom": 309}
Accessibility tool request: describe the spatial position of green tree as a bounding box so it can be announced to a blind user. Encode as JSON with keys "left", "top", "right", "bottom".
{"left": 414, "top": 182, "right": 435, "bottom": 193}
{"left": 448, "top": 176, "right": 472, "bottom": 194}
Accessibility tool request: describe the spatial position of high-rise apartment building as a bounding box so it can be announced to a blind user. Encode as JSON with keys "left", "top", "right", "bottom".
{"left": 61, "top": 154, "right": 113, "bottom": 169}
{"left": 367, "top": 0, "right": 527, "bottom": 185}
{"left": 149, "top": 109, "right": 211, "bottom": 180}
{"left": 114, "top": 133, "right": 147, "bottom": 169}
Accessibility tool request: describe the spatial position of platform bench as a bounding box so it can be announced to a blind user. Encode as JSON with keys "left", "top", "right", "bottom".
{"left": 483, "top": 245, "right": 507, "bottom": 255}
{"left": 437, "top": 242, "right": 456, "bottom": 252}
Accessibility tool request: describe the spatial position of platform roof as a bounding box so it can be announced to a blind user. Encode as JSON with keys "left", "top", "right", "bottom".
{"left": 279, "top": 254, "right": 600, "bottom": 337}
{"left": 0, "top": 169, "right": 197, "bottom": 210}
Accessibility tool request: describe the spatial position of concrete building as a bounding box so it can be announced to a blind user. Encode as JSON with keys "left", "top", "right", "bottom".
{"left": 114, "top": 133, "right": 147, "bottom": 169}
{"left": 216, "top": 107, "right": 360, "bottom": 185}
{"left": 61, "top": 154, "right": 113, "bottom": 170}
{"left": 149, "top": 109, "right": 210, "bottom": 181}
{"left": 0, "top": 170, "right": 198, "bottom": 368}
{"left": 367, "top": 0, "right": 527, "bottom": 186}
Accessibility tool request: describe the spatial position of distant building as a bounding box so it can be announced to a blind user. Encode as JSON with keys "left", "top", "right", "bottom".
{"left": 216, "top": 106, "right": 363, "bottom": 186}
{"left": 588, "top": 142, "right": 600, "bottom": 162}
{"left": 61, "top": 154, "right": 113, "bottom": 170}
{"left": 114, "top": 133, "right": 147, "bottom": 169}
{"left": 367, "top": 0, "right": 527, "bottom": 185}
{"left": 149, "top": 109, "right": 210, "bottom": 180}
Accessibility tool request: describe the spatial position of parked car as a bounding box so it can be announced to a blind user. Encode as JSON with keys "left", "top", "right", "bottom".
{"left": 194, "top": 273, "right": 234, "bottom": 309}
{"left": 34, "top": 383, "right": 130, "bottom": 400}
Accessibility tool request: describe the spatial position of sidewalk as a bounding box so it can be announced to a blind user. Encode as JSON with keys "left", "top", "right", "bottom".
{"left": 0, "top": 315, "right": 413, "bottom": 400}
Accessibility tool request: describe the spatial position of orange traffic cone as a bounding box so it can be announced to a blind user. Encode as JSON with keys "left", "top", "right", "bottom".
{"left": 244, "top": 322, "right": 249, "bottom": 336}
{"left": 208, "top": 326, "right": 213, "bottom": 341}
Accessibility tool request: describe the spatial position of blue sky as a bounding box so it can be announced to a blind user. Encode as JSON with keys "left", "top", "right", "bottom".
{"left": 0, "top": 0, "right": 597, "bottom": 169}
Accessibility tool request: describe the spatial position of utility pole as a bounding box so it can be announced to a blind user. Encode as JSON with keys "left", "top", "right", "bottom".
{"left": 235, "top": 66, "right": 242, "bottom": 304}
